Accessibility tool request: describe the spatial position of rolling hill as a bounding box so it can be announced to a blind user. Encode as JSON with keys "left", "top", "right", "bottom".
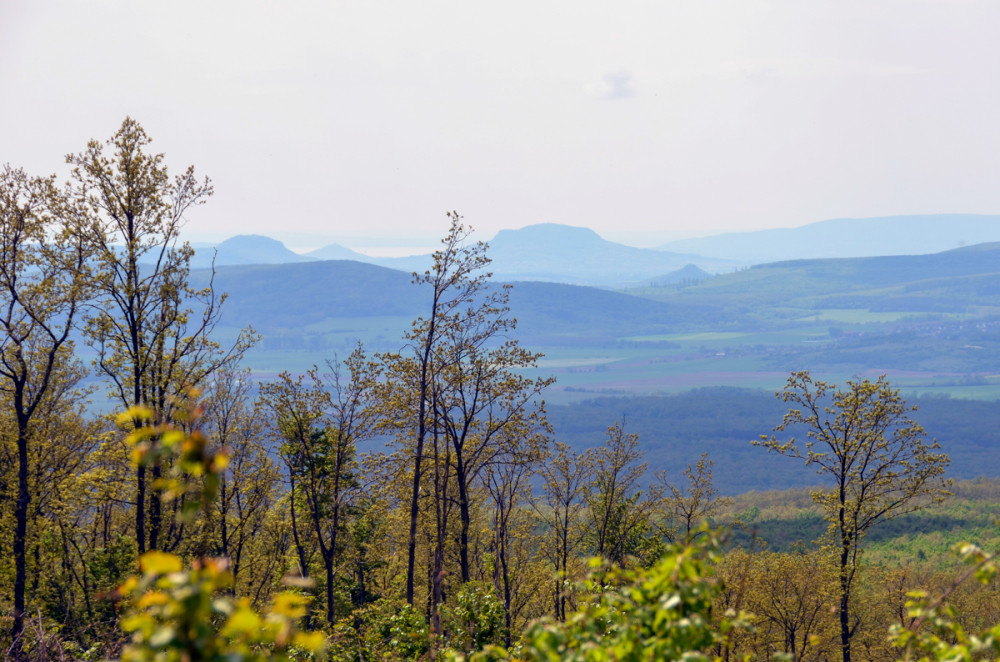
{"left": 658, "top": 214, "right": 1000, "bottom": 264}
{"left": 189, "top": 260, "right": 710, "bottom": 343}
{"left": 630, "top": 241, "right": 1000, "bottom": 316}
{"left": 190, "top": 240, "right": 1000, "bottom": 356}
{"left": 480, "top": 224, "right": 734, "bottom": 285}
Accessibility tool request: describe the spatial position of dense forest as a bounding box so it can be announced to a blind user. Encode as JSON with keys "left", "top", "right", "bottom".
{"left": 2, "top": 119, "right": 1000, "bottom": 662}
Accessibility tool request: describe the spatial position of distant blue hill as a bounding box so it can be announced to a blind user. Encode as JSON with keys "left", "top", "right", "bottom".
{"left": 301, "top": 223, "right": 735, "bottom": 286}
{"left": 658, "top": 214, "right": 1000, "bottom": 264}
{"left": 190, "top": 235, "right": 315, "bottom": 269}
{"left": 189, "top": 259, "right": 701, "bottom": 342}
{"left": 305, "top": 243, "right": 370, "bottom": 261}
{"left": 481, "top": 224, "right": 733, "bottom": 285}
{"left": 188, "top": 214, "right": 1000, "bottom": 283}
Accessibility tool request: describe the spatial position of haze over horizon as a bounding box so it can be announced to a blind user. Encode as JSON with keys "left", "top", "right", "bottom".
{"left": 3, "top": 2, "right": 999, "bottom": 248}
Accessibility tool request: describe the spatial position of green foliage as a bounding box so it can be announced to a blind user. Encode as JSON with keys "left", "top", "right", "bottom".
{"left": 518, "top": 529, "right": 750, "bottom": 662}
{"left": 115, "top": 397, "right": 328, "bottom": 662}
{"left": 328, "top": 598, "right": 430, "bottom": 661}
{"left": 118, "top": 553, "right": 324, "bottom": 662}
{"left": 756, "top": 371, "right": 951, "bottom": 661}
{"left": 440, "top": 582, "right": 507, "bottom": 655}
{"left": 889, "top": 543, "right": 1000, "bottom": 661}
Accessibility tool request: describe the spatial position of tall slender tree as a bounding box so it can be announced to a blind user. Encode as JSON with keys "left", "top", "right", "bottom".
{"left": 203, "top": 366, "right": 279, "bottom": 590}
{"left": 433, "top": 302, "right": 553, "bottom": 585}
{"left": 535, "top": 442, "right": 595, "bottom": 621}
{"left": 0, "top": 165, "right": 91, "bottom": 653}
{"left": 378, "top": 212, "right": 496, "bottom": 605}
{"left": 483, "top": 419, "right": 546, "bottom": 645}
{"left": 68, "top": 117, "right": 254, "bottom": 553}
{"left": 655, "top": 453, "right": 730, "bottom": 543}
{"left": 260, "top": 351, "right": 374, "bottom": 627}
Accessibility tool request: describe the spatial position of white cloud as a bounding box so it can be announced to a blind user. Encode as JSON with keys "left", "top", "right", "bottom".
{"left": 585, "top": 70, "right": 636, "bottom": 100}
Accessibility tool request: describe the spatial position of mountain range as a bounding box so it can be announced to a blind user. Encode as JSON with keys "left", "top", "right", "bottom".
{"left": 190, "top": 225, "right": 729, "bottom": 286}
{"left": 657, "top": 214, "right": 1000, "bottom": 263}
{"left": 187, "top": 214, "right": 1000, "bottom": 286}
{"left": 191, "top": 239, "right": 1000, "bottom": 350}
{"left": 186, "top": 237, "right": 1000, "bottom": 490}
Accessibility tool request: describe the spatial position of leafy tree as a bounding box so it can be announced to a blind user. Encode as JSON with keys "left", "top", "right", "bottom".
{"left": 585, "top": 421, "right": 662, "bottom": 565}
{"left": 440, "top": 581, "right": 507, "bottom": 655}
{"left": 68, "top": 117, "right": 254, "bottom": 554}
{"left": 333, "top": 598, "right": 430, "bottom": 660}
{"left": 755, "top": 371, "right": 951, "bottom": 662}
{"left": 260, "top": 353, "right": 374, "bottom": 627}
{"left": 483, "top": 421, "right": 546, "bottom": 645}
{"left": 432, "top": 300, "right": 553, "bottom": 586}
{"left": 378, "top": 212, "right": 496, "bottom": 605}
{"left": 379, "top": 212, "right": 552, "bottom": 605}
{"left": 656, "top": 452, "right": 731, "bottom": 543}
{"left": 203, "top": 366, "right": 280, "bottom": 595}
{"left": 745, "top": 550, "right": 838, "bottom": 661}
{"left": 0, "top": 165, "right": 91, "bottom": 653}
{"left": 535, "top": 442, "right": 595, "bottom": 621}
{"left": 889, "top": 542, "right": 1000, "bottom": 661}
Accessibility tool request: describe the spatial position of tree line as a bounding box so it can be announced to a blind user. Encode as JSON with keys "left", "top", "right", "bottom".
{"left": 0, "top": 118, "right": 992, "bottom": 662}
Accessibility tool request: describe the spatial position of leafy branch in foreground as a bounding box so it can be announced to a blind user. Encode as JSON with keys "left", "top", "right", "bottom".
{"left": 890, "top": 543, "right": 1000, "bottom": 661}
{"left": 114, "top": 391, "right": 327, "bottom": 662}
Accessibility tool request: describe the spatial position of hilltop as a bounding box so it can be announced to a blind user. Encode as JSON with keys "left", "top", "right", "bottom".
{"left": 658, "top": 214, "right": 1000, "bottom": 264}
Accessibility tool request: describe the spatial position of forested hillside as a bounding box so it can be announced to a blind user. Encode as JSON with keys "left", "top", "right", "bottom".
{"left": 2, "top": 120, "right": 999, "bottom": 662}
{"left": 546, "top": 388, "right": 1000, "bottom": 493}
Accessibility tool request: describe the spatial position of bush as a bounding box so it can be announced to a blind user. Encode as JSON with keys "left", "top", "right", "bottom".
{"left": 440, "top": 582, "right": 506, "bottom": 655}
{"left": 517, "top": 528, "right": 751, "bottom": 662}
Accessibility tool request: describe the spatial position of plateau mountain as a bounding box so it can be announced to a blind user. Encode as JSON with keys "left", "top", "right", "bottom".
{"left": 190, "top": 234, "right": 315, "bottom": 268}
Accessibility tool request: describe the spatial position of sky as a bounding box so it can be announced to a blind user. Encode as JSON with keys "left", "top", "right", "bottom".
{"left": 2, "top": 1, "right": 999, "bottom": 254}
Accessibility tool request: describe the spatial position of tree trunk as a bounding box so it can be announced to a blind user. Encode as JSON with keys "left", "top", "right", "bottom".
{"left": 560, "top": 508, "right": 570, "bottom": 621}
{"left": 456, "top": 458, "right": 471, "bottom": 584}
{"left": 149, "top": 461, "right": 162, "bottom": 551}
{"left": 219, "top": 476, "right": 230, "bottom": 559}
{"left": 407, "top": 286, "right": 439, "bottom": 604}
{"left": 407, "top": 373, "right": 430, "bottom": 604}
{"left": 839, "top": 497, "right": 852, "bottom": 662}
{"left": 431, "top": 544, "right": 444, "bottom": 635}
{"left": 288, "top": 478, "right": 312, "bottom": 629}
{"left": 11, "top": 417, "right": 29, "bottom": 657}
{"left": 136, "top": 465, "right": 146, "bottom": 554}
{"left": 325, "top": 552, "right": 335, "bottom": 627}
{"left": 499, "top": 528, "right": 512, "bottom": 648}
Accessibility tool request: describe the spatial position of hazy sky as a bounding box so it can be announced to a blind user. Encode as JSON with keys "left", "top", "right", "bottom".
{"left": 2, "top": 1, "right": 998, "bottom": 252}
